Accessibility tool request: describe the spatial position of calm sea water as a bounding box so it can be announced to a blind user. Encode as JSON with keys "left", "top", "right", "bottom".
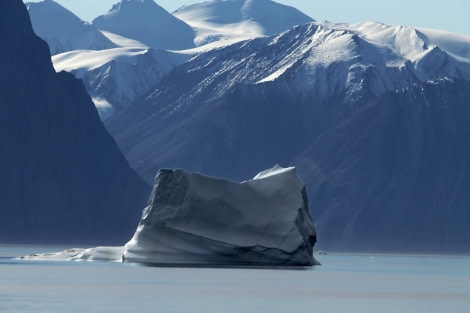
{"left": 1, "top": 245, "right": 469, "bottom": 313}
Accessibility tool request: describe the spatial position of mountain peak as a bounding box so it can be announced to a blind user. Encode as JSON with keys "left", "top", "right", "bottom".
{"left": 109, "top": 0, "right": 160, "bottom": 11}
{"left": 1, "top": 0, "right": 53, "bottom": 76}
{"left": 175, "top": 0, "right": 314, "bottom": 31}
{"left": 93, "top": 0, "right": 195, "bottom": 50}
{"left": 173, "top": 0, "right": 314, "bottom": 47}
{"left": 26, "top": 0, "right": 117, "bottom": 54}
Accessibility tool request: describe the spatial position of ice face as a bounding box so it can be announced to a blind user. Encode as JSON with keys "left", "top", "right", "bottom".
{"left": 123, "top": 165, "right": 318, "bottom": 266}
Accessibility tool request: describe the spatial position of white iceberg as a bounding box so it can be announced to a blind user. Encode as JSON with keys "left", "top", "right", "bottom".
{"left": 18, "top": 166, "right": 319, "bottom": 266}
{"left": 124, "top": 165, "right": 318, "bottom": 266}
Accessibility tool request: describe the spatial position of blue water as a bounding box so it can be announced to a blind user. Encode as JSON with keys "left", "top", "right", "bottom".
{"left": 1, "top": 245, "right": 469, "bottom": 313}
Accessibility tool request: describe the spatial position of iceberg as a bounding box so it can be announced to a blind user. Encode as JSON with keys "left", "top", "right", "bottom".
{"left": 19, "top": 166, "right": 319, "bottom": 266}
{"left": 123, "top": 165, "right": 318, "bottom": 266}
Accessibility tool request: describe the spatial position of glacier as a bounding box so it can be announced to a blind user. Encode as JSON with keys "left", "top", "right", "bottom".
{"left": 18, "top": 166, "right": 319, "bottom": 266}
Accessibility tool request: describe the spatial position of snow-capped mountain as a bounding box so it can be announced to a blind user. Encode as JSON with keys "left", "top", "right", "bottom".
{"left": 105, "top": 21, "right": 470, "bottom": 252}
{"left": 52, "top": 48, "right": 189, "bottom": 120}
{"left": 27, "top": 0, "right": 318, "bottom": 119}
{"left": 173, "top": 0, "right": 314, "bottom": 47}
{"left": 92, "top": 0, "right": 195, "bottom": 50}
{"left": 107, "top": 21, "right": 470, "bottom": 133}
{"left": 26, "top": 0, "right": 193, "bottom": 120}
{"left": 26, "top": 0, "right": 117, "bottom": 55}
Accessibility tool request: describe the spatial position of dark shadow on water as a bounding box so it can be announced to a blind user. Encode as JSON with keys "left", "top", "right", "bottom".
{"left": 126, "top": 261, "right": 316, "bottom": 270}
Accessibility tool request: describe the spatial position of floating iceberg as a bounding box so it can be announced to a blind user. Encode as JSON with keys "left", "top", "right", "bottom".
{"left": 19, "top": 166, "right": 319, "bottom": 266}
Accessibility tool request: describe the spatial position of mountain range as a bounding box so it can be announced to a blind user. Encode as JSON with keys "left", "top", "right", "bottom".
{"left": 103, "top": 20, "right": 470, "bottom": 251}
{"left": 106, "top": 21, "right": 470, "bottom": 179}
{"left": 26, "top": 0, "right": 314, "bottom": 119}
{"left": 18, "top": 0, "right": 470, "bottom": 252}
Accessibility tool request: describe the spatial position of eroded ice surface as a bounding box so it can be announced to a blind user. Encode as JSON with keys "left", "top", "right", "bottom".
{"left": 123, "top": 165, "right": 318, "bottom": 266}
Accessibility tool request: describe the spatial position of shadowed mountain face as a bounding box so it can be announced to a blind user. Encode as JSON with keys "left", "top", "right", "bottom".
{"left": 0, "top": 0, "right": 150, "bottom": 244}
{"left": 297, "top": 79, "right": 470, "bottom": 252}
{"left": 109, "top": 74, "right": 470, "bottom": 252}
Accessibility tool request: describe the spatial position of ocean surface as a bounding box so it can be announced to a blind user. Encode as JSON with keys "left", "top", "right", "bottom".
{"left": 1, "top": 245, "right": 469, "bottom": 313}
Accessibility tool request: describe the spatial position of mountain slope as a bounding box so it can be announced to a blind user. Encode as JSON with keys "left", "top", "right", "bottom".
{"left": 0, "top": 0, "right": 150, "bottom": 244}
{"left": 298, "top": 78, "right": 470, "bottom": 252}
{"left": 26, "top": 0, "right": 117, "bottom": 55}
{"left": 173, "top": 0, "right": 314, "bottom": 47}
{"left": 92, "top": 0, "right": 195, "bottom": 50}
{"left": 52, "top": 48, "right": 189, "bottom": 120}
{"left": 105, "top": 21, "right": 470, "bottom": 252}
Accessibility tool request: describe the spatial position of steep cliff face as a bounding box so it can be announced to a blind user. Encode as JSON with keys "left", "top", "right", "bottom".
{"left": 0, "top": 0, "right": 150, "bottom": 244}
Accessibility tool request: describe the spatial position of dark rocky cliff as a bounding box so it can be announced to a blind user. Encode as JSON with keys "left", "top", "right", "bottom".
{"left": 0, "top": 0, "right": 150, "bottom": 244}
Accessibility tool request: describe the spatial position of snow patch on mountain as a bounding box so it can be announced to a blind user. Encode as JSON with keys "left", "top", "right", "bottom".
{"left": 415, "top": 27, "right": 470, "bottom": 60}
{"left": 346, "top": 22, "right": 428, "bottom": 63}
{"left": 93, "top": 97, "right": 115, "bottom": 121}
{"left": 53, "top": 47, "right": 151, "bottom": 74}
{"left": 100, "top": 30, "right": 148, "bottom": 48}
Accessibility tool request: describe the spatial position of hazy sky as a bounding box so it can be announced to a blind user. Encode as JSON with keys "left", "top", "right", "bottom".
{"left": 24, "top": 0, "right": 470, "bottom": 35}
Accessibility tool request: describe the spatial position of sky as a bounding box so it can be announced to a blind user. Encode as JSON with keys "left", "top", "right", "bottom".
{"left": 24, "top": 0, "right": 470, "bottom": 35}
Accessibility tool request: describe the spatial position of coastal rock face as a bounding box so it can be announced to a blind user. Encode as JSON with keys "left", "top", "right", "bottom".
{"left": 123, "top": 166, "right": 318, "bottom": 266}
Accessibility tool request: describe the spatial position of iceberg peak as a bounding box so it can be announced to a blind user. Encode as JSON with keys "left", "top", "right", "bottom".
{"left": 252, "top": 164, "right": 296, "bottom": 180}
